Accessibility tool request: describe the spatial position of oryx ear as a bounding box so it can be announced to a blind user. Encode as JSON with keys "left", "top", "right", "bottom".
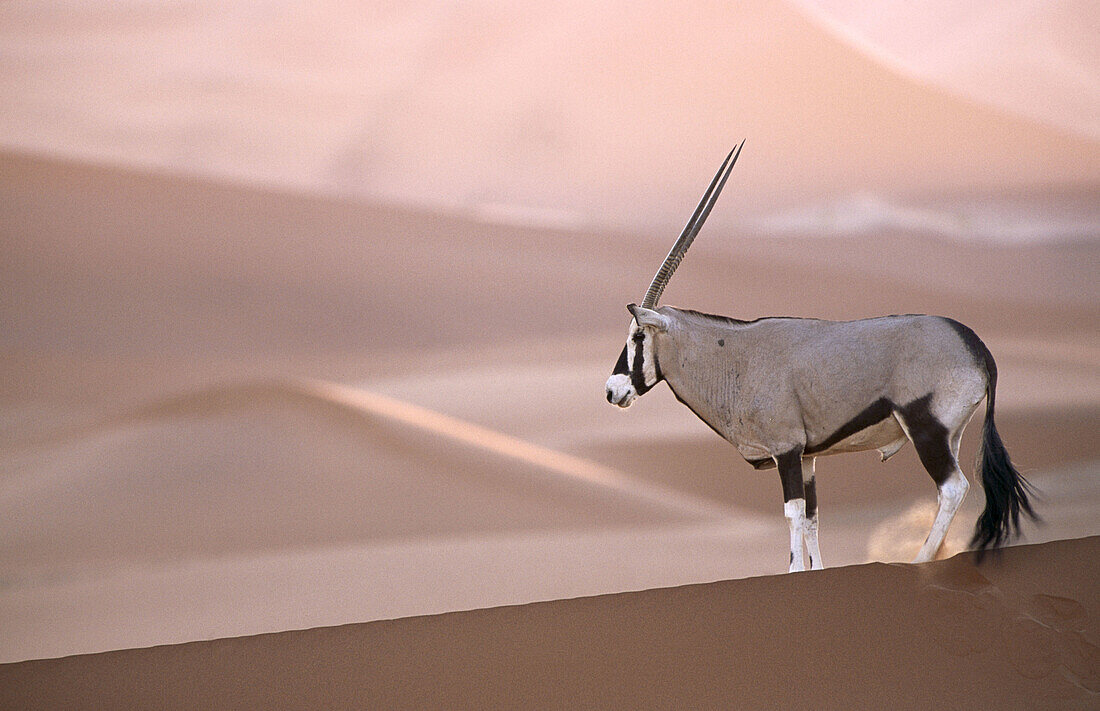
{"left": 627, "top": 303, "right": 670, "bottom": 332}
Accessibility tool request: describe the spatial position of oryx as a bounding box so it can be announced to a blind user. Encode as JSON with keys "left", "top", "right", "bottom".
{"left": 605, "top": 144, "right": 1037, "bottom": 572}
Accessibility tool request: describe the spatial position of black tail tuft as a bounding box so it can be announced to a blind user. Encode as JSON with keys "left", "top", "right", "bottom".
{"left": 970, "top": 410, "right": 1039, "bottom": 561}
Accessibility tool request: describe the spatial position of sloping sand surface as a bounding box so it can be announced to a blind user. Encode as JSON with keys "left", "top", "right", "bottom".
{"left": 2, "top": 536, "right": 1097, "bottom": 710}
{"left": 0, "top": 380, "right": 716, "bottom": 580}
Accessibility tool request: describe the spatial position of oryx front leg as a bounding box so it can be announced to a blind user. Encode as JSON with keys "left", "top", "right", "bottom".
{"left": 803, "top": 458, "right": 822, "bottom": 570}
{"left": 776, "top": 450, "right": 808, "bottom": 572}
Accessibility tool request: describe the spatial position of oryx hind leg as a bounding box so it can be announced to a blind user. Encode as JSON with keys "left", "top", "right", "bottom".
{"left": 894, "top": 395, "right": 971, "bottom": 563}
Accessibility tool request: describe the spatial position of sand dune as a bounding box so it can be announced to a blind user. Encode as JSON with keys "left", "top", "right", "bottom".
{"left": 0, "top": 376, "right": 768, "bottom": 662}
{"left": 2, "top": 536, "right": 1097, "bottom": 709}
{"left": 2, "top": 1, "right": 1099, "bottom": 234}
{"left": 790, "top": 0, "right": 1100, "bottom": 141}
{"left": 0, "top": 379, "right": 721, "bottom": 583}
{"left": 4, "top": 151, "right": 1096, "bottom": 386}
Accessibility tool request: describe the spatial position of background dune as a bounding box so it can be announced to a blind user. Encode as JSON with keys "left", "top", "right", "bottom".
{"left": 1, "top": 0, "right": 1098, "bottom": 674}
{"left": 791, "top": 0, "right": 1100, "bottom": 141}
{"left": 2, "top": 0, "right": 1099, "bottom": 235}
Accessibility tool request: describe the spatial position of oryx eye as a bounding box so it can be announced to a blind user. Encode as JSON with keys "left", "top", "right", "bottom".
{"left": 632, "top": 332, "right": 645, "bottom": 342}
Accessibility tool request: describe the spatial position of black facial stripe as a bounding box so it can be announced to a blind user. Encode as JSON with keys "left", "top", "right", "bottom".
{"left": 630, "top": 337, "right": 650, "bottom": 394}
{"left": 612, "top": 344, "right": 629, "bottom": 375}
{"left": 628, "top": 333, "right": 665, "bottom": 396}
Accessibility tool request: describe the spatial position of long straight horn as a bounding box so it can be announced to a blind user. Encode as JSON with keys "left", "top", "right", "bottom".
{"left": 640, "top": 141, "right": 744, "bottom": 309}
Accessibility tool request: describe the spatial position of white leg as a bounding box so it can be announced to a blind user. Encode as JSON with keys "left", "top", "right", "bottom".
{"left": 785, "top": 498, "right": 807, "bottom": 572}
{"left": 913, "top": 468, "right": 969, "bottom": 563}
{"left": 804, "top": 516, "right": 823, "bottom": 570}
{"left": 802, "top": 458, "right": 823, "bottom": 570}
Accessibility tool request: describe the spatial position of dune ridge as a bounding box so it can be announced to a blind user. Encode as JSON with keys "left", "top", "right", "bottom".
{"left": 1, "top": 377, "right": 732, "bottom": 581}
{"left": 5, "top": 377, "right": 735, "bottom": 520}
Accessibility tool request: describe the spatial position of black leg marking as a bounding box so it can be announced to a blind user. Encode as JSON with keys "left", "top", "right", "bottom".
{"left": 775, "top": 450, "right": 805, "bottom": 503}
{"left": 896, "top": 394, "right": 954, "bottom": 486}
{"left": 804, "top": 476, "right": 818, "bottom": 520}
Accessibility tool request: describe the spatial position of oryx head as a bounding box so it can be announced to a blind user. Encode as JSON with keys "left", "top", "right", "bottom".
{"left": 605, "top": 142, "right": 743, "bottom": 408}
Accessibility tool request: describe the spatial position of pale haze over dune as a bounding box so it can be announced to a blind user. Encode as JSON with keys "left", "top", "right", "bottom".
{"left": 794, "top": 0, "right": 1100, "bottom": 141}
{"left": 2, "top": 0, "right": 1099, "bottom": 238}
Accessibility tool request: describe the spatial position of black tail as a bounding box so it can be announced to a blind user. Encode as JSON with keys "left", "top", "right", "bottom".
{"left": 970, "top": 364, "right": 1039, "bottom": 560}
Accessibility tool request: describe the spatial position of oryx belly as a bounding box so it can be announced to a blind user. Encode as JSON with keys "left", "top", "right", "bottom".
{"left": 807, "top": 414, "right": 906, "bottom": 457}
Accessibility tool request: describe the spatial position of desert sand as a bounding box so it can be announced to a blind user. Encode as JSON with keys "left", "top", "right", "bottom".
{"left": 2, "top": 537, "right": 1098, "bottom": 709}
{"left": 2, "top": 1, "right": 1099, "bottom": 706}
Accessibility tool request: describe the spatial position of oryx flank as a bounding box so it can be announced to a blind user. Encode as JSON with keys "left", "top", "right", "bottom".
{"left": 605, "top": 144, "right": 1037, "bottom": 572}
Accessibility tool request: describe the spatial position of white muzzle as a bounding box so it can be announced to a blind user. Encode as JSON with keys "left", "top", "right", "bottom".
{"left": 605, "top": 373, "right": 636, "bottom": 408}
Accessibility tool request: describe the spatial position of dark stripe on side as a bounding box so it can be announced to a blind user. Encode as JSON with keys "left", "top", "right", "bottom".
{"left": 805, "top": 397, "right": 893, "bottom": 455}
{"left": 804, "top": 391, "right": 955, "bottom": 486}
